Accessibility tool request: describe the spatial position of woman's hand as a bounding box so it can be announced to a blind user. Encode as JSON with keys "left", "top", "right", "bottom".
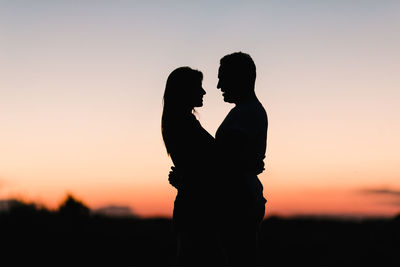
{"left": 168, "top": 166, "right": 183, "bottom": 189}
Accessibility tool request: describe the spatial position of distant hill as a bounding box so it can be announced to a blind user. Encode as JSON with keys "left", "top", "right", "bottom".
{"left": 92, "top": 205, "right": 136, "bottom": 217}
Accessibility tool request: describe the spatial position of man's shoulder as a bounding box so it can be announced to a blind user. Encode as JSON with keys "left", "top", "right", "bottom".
{"left": 239, "top": 99, "right": 267, "bottom": 122}
{"left": 226, "top": 99, "right": 266, "bottom": 133}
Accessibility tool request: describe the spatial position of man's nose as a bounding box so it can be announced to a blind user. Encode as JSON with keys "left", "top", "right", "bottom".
{"left": 217, "top": 80, "right": 221, "bottom": 89}
{"left": 201, "top": 88, "right": 206, "bottom": 95}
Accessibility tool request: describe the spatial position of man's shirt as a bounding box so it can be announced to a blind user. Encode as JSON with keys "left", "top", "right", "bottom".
{"left": 215, "top": 97, "right": 268, "bottom": 206}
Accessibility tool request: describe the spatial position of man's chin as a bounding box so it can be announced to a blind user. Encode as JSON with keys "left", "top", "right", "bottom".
{"left": 223, "top": 96, "right": 234, "bottom": 103}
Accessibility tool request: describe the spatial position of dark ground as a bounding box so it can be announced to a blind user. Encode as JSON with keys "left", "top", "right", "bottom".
{"left": 1, "top": 197, "right": 399, "bottom": 266}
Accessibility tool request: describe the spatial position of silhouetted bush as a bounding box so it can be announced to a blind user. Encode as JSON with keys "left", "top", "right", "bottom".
{"left": 1, "top": 198, "right": 399, "bottom": 267}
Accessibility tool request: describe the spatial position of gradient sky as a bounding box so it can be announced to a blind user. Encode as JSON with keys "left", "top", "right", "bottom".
{"left": 1, "top": 0, "right": 399, "bottom": 217}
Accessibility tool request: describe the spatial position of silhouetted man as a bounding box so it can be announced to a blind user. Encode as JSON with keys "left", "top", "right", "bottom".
{"left": 215, "top": 52, "right": 268, "bottom": 267}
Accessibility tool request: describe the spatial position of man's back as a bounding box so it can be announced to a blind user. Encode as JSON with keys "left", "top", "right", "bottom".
{"left": 215, "top": 97, "right": 267, "bottom": 211}
{"left": 216, "top": 97, "right": 267, "bottom": 164}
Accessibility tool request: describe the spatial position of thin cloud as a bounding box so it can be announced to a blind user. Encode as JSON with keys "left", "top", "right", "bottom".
{"left": 358, "top": 187, "right": 400, "bottom": 207}
{"left": 386, "top": 200, "right": 400, "bottom": 206}
{"left": 359, "top": 188, "right": 400, "bottom": 196}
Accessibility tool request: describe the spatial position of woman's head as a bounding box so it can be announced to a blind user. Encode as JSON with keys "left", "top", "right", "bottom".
{"left": 162, "top": 67, "right": 205, "bottom": 155}
{"left": 163, "top": 67, "right": 205, "bottom": 112}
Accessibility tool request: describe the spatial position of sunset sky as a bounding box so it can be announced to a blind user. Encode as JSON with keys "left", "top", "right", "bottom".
{"left": 1, "top": 1, "right": 399, "bottom": 217}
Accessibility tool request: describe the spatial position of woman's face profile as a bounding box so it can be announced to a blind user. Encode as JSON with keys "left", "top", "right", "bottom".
{"left": 188, "top": 79, "right": 206, "bottom": 108}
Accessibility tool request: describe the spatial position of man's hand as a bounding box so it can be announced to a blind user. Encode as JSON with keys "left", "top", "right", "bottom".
{"left": 254, "top": 156, "right": 265, "bottom": 175}
{"left": 168, "top": 166, "right": 183, "bottom": 189}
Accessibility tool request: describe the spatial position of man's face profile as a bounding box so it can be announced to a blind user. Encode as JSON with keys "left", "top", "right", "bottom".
{"left": 217, "top": 64, "right": 239, "bottom": 103}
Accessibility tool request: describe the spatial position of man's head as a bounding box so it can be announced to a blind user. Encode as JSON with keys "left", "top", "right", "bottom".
{"left": 217, "top": 52, "right": 256, "bottom": 103}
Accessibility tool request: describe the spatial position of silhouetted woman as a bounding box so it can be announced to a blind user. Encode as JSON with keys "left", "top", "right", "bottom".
{"left": 161, "top": 67, "right": 223, "bottom": 266}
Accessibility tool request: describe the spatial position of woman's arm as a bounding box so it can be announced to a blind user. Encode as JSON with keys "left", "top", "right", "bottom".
{"left": 167, "top": 118, "right": 217, "bottom": 190}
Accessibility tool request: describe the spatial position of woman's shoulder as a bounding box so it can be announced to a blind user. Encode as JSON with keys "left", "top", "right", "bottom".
{"left": 183, "top": 113, "right": 203, "bottom": 129}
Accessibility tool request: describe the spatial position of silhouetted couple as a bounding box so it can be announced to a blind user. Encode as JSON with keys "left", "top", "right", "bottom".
{"left": 162, "top": 52, "right": 268, "bottom": 267}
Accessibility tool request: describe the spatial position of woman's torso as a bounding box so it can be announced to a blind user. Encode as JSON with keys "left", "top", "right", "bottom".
{"left": 163, "top": 114, "right": 217, "bottom": 229}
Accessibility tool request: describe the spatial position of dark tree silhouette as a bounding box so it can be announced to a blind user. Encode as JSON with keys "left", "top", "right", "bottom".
{"left": 58, "top": 194, "right": 90, "bottom": 217}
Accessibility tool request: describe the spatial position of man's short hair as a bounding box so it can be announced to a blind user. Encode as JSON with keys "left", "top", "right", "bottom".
{"left": 220, "top": 52, "right": 256, "bottom": 88}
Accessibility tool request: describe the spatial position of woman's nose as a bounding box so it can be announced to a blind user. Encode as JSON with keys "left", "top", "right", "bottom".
{"left": 201, "top": 88, "right": 206, "bottom": 95}
{"left": 217, "top": 80, "right": 221, "bottom": 89}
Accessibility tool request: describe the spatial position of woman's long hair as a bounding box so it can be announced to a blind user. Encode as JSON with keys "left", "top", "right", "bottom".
{"left": 162, "top": 67, "right": 203, "bottom": 155}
